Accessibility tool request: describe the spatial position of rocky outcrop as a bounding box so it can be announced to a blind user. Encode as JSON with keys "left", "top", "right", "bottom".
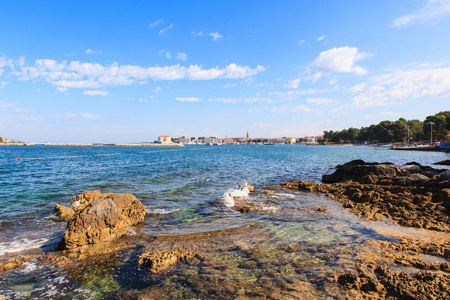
{"left": 338, "top": 263, "right": 450, "bottom": 300}
{"left": 281, "top": 160, "right": 450, "bottom": 231}
{"left": 55, "top": 190, "right": 114, "bottom": 221}
{"left": 434, "top": 159, "right": 450, "bottom": 166}
{"left": 138, "top": 248, "right": 197, "bottom": 273}
{"left": 59, "top": 192, "right": 146, "bottom": 250}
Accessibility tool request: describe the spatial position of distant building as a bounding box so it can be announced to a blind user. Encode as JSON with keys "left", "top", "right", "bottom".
{"left": 178, "top": 138, "right": 191, "bottom": 144}
{"left": 158, "top": 135, "right": 172, "bottom": 143}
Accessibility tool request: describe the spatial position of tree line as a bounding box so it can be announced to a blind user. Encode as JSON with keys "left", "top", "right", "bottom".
{"left": 323, "top": 111, "right": 450, "bottom": 144}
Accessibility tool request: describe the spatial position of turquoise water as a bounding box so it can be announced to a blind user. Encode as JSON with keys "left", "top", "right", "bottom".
{"left": 0, "top": 145, "right": 448, "bottom": 299}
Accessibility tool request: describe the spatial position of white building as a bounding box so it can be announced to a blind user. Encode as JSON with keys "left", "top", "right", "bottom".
{"left": 158, "top": 135, "right": 172, "bottom": 143}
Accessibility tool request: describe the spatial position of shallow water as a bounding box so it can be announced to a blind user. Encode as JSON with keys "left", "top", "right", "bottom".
{"left": 0, "top": 144, "right": 448, "bottom": 299}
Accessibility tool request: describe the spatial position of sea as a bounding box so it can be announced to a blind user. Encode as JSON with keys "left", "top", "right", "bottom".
{"left": 0, "top": 144, "right": 448, "bottom": 299}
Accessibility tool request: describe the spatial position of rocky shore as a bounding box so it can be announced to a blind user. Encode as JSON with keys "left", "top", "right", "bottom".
{"left": 282, "top": 159, "right": 450, "bottom": 299}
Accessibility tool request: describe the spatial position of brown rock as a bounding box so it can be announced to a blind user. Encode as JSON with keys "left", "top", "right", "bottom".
{"left": 54, "top": 203, "right": 75, "bottom": 221}
{"left": 0, "top": 295, "right": 4, "bottom": 300}
{"left": 60, "top": 192, "right": 146, "bottom": 250}
{"left": 247, "top": 183, "right": 255, "bottom": 192}
{"left": 0, "top": 255, "right": 35, "bottom": 273}
{"left": 138, "top": 248, "right": 197, "bottom": 273}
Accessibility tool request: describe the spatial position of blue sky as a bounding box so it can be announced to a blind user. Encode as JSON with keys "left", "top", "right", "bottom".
{"left": 1, "top": 0, "right": 450, "bottom": 143}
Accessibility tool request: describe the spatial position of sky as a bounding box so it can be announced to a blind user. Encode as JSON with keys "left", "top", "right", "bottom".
{"left": 1, "top": 0, "right": 450, "bottom": 143}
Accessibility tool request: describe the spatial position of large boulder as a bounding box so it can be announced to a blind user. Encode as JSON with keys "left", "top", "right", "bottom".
{"left": 60, "top": 192, "right": 146, "bottom": 250}
{"left": 55, "top": 190, "right": 114, "bottom": 221}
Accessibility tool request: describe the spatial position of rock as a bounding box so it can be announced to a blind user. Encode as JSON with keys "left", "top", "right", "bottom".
{"left": 138, "top": 248, "right": 197, "bottom": 273}
{"left": 434, "top": 159, "right": 450, "bottom": 166}
{"left": 54, "top": 190, "right": 116, "bottom": 221}
{"left": 247, "top": 183, "right": 255, "bottom": 192}
{"left": 59, "top": 192, "right": 146, "bottom": 250}
{"left": 283, "top": 160, "right": 450, "bottom": 232}
{"left": 0, "top": 255, "right": 35, "bottom": 273}
{"left": 55, "top": 203, "right": 75, "bottom": 221}
{"left": 239, "top": 205, "right": 257, "bottom": 213}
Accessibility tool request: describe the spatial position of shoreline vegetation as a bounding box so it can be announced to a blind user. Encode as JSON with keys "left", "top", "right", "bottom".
{"left": 1, "top": 159, "right": 449, "bottom": 299}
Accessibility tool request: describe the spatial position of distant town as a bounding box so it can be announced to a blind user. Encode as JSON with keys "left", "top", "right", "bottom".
{"left": 158, "top": 132, "right": 324, "bottom": 145}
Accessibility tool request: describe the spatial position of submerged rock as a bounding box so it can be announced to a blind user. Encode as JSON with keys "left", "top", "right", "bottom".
{"left": 138, "top": 248, "right": 197, "bottom": 273}
{"left": 0, "top": 255, "right": 35, "bottom": 273}
{"left": 59, "top": 192, "right": 146, "bottom": 250}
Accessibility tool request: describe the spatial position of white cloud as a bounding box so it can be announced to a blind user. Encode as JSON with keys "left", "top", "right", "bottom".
{"left": 290, "top": 104, "right": 312, "bottom": 112}
{"left": 158, "top": 49, "right": 165, "bottom": 55}
{"left": 81, "top": 112, "right": 101, "bottom": 119}
{"left": 298, "top": 40, "right": 305, "bottom": 45}
{"left": 149, "top": 19, "right": 164, "bottom": 29}
{"left": 270, "top": 88, "right": 327, "bottom": 100}
{"left": 85, "top": 49, "right": 102, "bottom": 55}
{"left": 153, "top": 87, "right": 162, "bottom": 92}
{"left": 159, "top": 24, "right": 173, "bottom": 36}
{"left": 83, "top": 90, "right": 109, "bottom": 96}
{"left": 211, "top": 97, "right": 270, "bottom": 104}
{"left": 393, "top": 0, "right": 450, "bottom": 27}
{"left": 222, "top": 64, "right": 265, "bottom": 79}
{"left": 0, "top": 100, "right": 14, "bottom": 108}
{"left": 0, "top": 81, "right": 7, "bottom": 88}
{"left": 311, "top": 46, "right": 370, "bottom": 76}
{"left": 191, "top": 31, "right": 223, "bottom": 40}
{"left": 352, "top": 66, "right": 450, "bottom": 107}
{"left": 306, "top": 98, "right": 335, "bottom": 104}
{"left": 165, "top": 52, "right": 172, "bottom": 59}
{"left": 13, "top": 59, "right": 265, "bottom": 91}
{"left": 176, "top": 52, "right": 187, "bottom": 61}
{"left": 285, "top": 78, "right": 301, "bottom": 89}
{"left": 175, "top": 97, "right": 201, "bottom": 102}
{"left": 56, "top": 112, "right": 101, "bottom": 119}
{"left": 316, "top": 35, "right": 326, "bottom": 41}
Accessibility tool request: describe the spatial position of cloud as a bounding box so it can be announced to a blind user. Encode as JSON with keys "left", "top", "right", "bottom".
{"left": 211, "top": 97, "right": 270, "bottom": 104}
{"left": 175, "top": 97, "right": 201, "bottom": 102}
{"left": 0, "top": 81, "right": 7, "bottom": 88}
{"left": 81, "top": 112, "right": 101, "bottom": 119}
{"left": 176, "top": 52, "right": 187, "bottom": 61}
{"left": 165, "top": 52, "right": 172, "bottom": 59}
{"left": 306, "top": 98, "right": 335, "bottom": 104}
{"left": 56, "top": 112, "right": 101, "bottom": 119}
{"left": 13, "top": 59, "right": 265, "bottom": 91}
{"left": 285, "top": 78, "right": 301, "bottom": 89}
{"left": 191, "top": 31, "right": 223, "bottom": 40}
{"left": 149, "top": 19, "right": 164, "bottom": 29}
{"left": 0, "top": 100, "right": 14, "bottom": 108}
{"left": 159, "top": 24, "right": 173, "bottom": 36}
{"left": 311, "top": 46, "right": 370, "bottom": 76}
{"left": 297, "top": 40, "right": 305, "bottom": 45}
{"left": 290, "top": 104, "right": 312, "bottom": 112}
{"left": 393, "top": 0, "right": 450, "bottom": 27}
{"left": 153, "top": 87, "right": 162, "bottom": 92}
{"left": 351, "top": 66, "right": 450, "bottom": 107}
{"left": 83, "top": 90, "right": 109, "bottom": 96}
{"left": 85, "top": 49, "right": 102, "bottom": 55}
{"left": 270, "top": 88, "right": 327, "bottom": 99}
{"left": 316, "top": 35, "right": 326, "bottom": 41}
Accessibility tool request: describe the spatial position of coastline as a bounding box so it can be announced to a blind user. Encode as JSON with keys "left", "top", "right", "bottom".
{"left": 1, "top": 150, "right": 449, "bottom": 299}
{"left": 0, "top": 142, "right": 184, "bottom": 147}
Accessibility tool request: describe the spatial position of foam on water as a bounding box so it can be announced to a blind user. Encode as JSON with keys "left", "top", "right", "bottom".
{"left": 146, "top": 208, "right": 182, "bottom": 214}
{"left": 222, "top": 182, "right": 251, "bottom": 207}
{"left": 0, "top": 237, "right": 49, "bottom": 256}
